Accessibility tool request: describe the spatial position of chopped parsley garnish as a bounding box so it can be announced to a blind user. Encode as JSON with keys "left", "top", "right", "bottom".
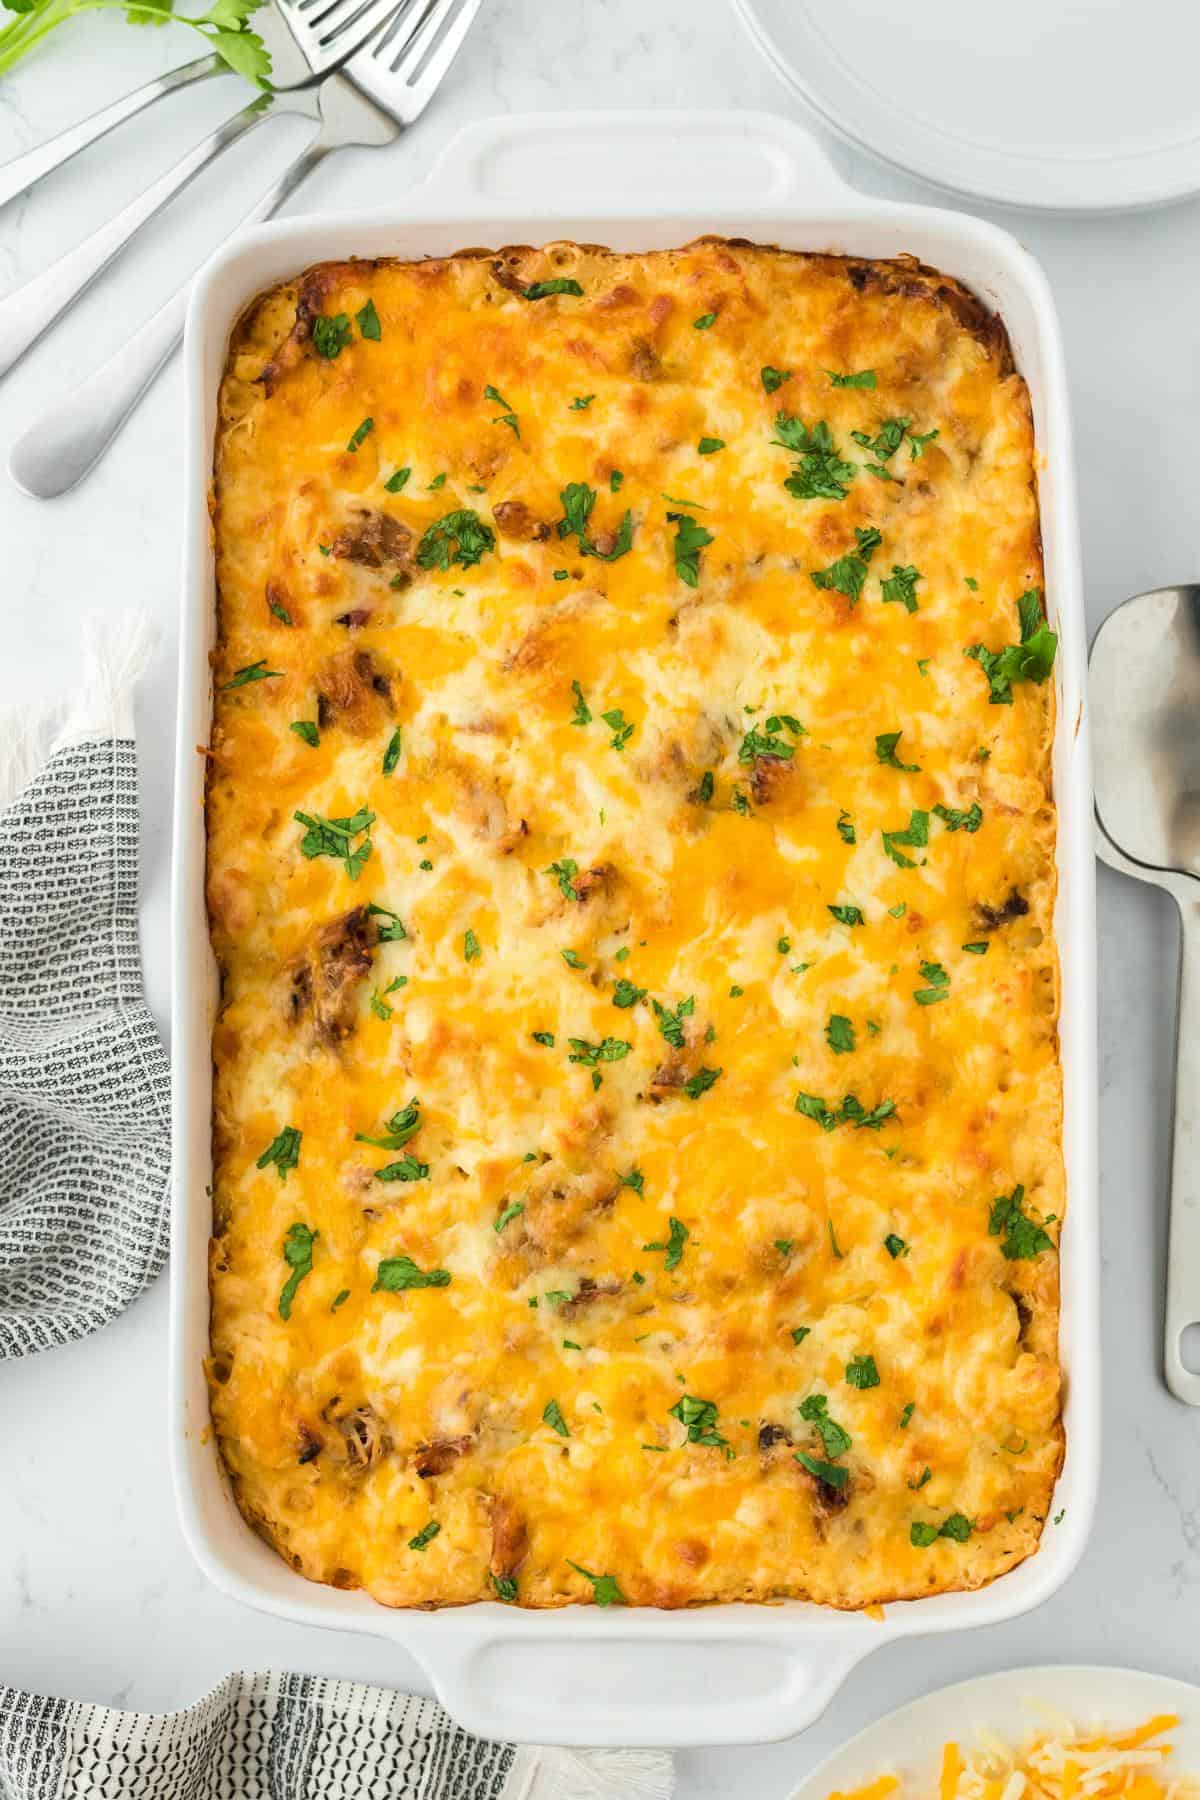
{"left": 557, "top": 481, "right": 634, "bottom": 562}
{"left": 610, "top": 469, "right": 624, "bottom": 492}
{"left": 965, "top": 576, "right": 979, "bottom": 591}
{"left": 962, "top": 940, "right": 989, "bottom": 955}
{"left": 876, "top": 731, "right": 920, "bottom": 771}
{"left": 547, "top": 857, "right": 581, "bottom": 901}
{"left": 569, "top": 679, "right": 592, "bottom": 726}
{"left": 561, "top": 949, "right": 587, "bottom": 969}
{"left": 417, "top": 509, "right": 496, "bottom": 571}
{"left": 373, "top": 1255, "right": 450, "bottom": 1292}
{"left": 620, "top": 1167, "right": 645, "bottom": 1193}
{"left": 811, "top": 527, "right": 882, "bottom": 604}
{"left": 253, "top": 1123, "right": 298, "bottom": 1180}
{"left": 570, "top": 394, "right": 595, "bottom": 410}
{"left": 908, "top": 1467, "right": 932, "bottom": 1490}
{"left": 267, "top": 595, "right": 293, "bottom": 625}
{"left": 908, "top": 428, "right": 939, "bottom": 459}
{"left": 881, "top": 809, "right": 929, "bottom": 868}
{"left": 683, "top": 1066, "right": 722, "bottom": 1100}
{"left": 799, "top": 1392, "right": 851, "bottom": 1459}
{"left": 826, "top": 1014, "right": 855, "bottom": 1054}
{"left": 484, "top": 383, "right": 519, "bottom": 437}
{"left": 966, "top": 590, "right": 1057, "bottom": 703}
{"left": 290, "top": 720, "right": 319, "bottom": 749}
{"left": 367, "top": 902, "right": 407, "bottom": 941}
{"left": 792, "top": 1325, "right": 811, "bottom": 1344}
{"left": 612, "top": 978, "right": 646, "bottom": 1009}
{"left": 374, "top": 1153, "right": 429, "bottom": 1183}
{"left": 693, "top": 312, "right": 717, "bottom": 330}
{"left": 294, "top": 806, "right": 375, "bottom": 880}
{"left": 827, "top": 368, "right": 876, "bottom": 388}
{"left": 277, "top": 1222, "right": 316, "bottom": 1319}
{"left": 889, "top": 902, "right": 906, "bottom": 919}
{"left": 914, "top": 961, "right": 950, "bottom": 1006}
{"left": 223, "top": 659, "right": 282, "bottom": 690}
{"left": 796, "top": 1451, "right": 849, "bottom": 1490}
{"left": 428, "top": 472, "right": 447, "bottom": 491}
{"left": 355, "top": 1099, "right": 422, "bottom": 1152}
{"left": 523, "top": 278, "right": 584, "bottom": 300}
{"left": 494, "top": 1201, "right": 524, "bottom": 1232}
{"left": 602, "top": 707, "right": 635, "bottom": 752}
{"left": 408, "top": 1521, "right": 441, "bottom": 1551}
{"left": 899, "top": 1402, "right": 915, "bottom": 1429}
{"left": 312, "top": 313, "right": 352, "bottom": 359}
{"left": 652, "top": 994, "right": 695, "bottom": 1048}
{"left": 669, "top": 1394, "right": 728, "bottom": 1450}
{"left": 828, "top": 1220, "right": 844, "bottom": 1259}
{"left": 885, "top": 1233, "right": 908, "bottom": 1259}
{"left": 346, "top": 416, "right": 374, "bottom": 453}
{"left": 331, "top": 1289, "right": 350, "bottom": 1311}
{"left": 846, "top": 1353, "right": 880, "bottom": 1389}
{"left": 697, "top": 435, "right": 725, "bottom": 455}
{"left": 739, "top": 712, "right": 804, "bottom": 764}
{"left": 911, "top": 1513, "right": 972, "bottom": 1548}
{"left": 761, "top": 366, "right": 791, "bottom": 393}
{"left": 382, "top": 727, "right": 402, "bottom": 775}
{"left": 988, "top": 1184, "right": 1054, "bottom": 1259}
{"left": 774, "top": 414, "right": 857, "bottom": 501}
{"left": 667, "top": 510, "right": 714, "bottom": 586}
{"left": 566, "top": 1561, "right": 627, "bottom": 1605}
{"left": 644, "top": 1216, "right": 689, "bottom": 1270}
{"left": 463, "top": 928, "right": 481, "bottom": 963}
{"left": 837, "top": 811, "right": 856, "bottom": 844}
{"left": 568, "top": 1036, "right": 631, "bottom": 1066}
{"left": 881, "top": 565, "right": 921, "bottom": 612}
{"left": 543, "top": 1399, "right": 570, "bottom": 1437}
{"left": 531, "top": 1031, "right": 555, "bottom": 1047}
{"left": 851, "top": 417, "right": 909, "bottom": 473}
{"left": 493, "top": 1573, "right": 518, "bottom": 1602}
{"left": 828, "top": 903, "right": 865, "bottom": 927}
{"left": 795, "top": 1092, "right": 896, "bottom": 1132}
{"left": 933, "top": 801, "right": 982, "bottom": 833}
{"left": 355, "top": 298, "right": 381, "bottom": 341}
{"left": 369, "top": 993, "right": 393, "bottom": 1021}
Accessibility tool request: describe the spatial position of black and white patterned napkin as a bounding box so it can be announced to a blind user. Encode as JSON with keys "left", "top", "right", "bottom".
{"left": 0, "top": 1670, "right": 674, "bottom": 1799}
{"left": 0, "top": 620, "right": 170, "bottom": 1358}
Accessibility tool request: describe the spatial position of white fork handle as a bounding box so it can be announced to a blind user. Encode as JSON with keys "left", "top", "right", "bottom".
{"left": 9, "top": 124, "right": 336, "bottom": 500}
{"left": 0, "top": 57, "right": 222, "bottom": 213}
{"left": 0, "top": 90, "right": 295, "bottom": 383}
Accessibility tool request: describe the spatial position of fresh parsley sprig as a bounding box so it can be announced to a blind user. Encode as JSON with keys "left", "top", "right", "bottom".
{"left": 0, "top": 0, "right": 272, "bottom": 84}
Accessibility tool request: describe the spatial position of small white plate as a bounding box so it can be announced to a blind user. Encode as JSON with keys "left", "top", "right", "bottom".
{"left": 786, "top": 1666, "right": 1200, "bottom": 1800}
{"left": 732, "top": 0, "right": 1200, "bottom": 214}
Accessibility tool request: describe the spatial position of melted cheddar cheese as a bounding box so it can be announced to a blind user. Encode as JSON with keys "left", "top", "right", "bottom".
{"left": 207, "top": 240, "right": 1064, "bottom": 1610}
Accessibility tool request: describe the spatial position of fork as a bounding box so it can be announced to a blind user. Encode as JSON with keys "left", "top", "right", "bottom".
{"left": 0, "top": 0, "right": 425, "bottom": 381}
{"left": 0, "top": 0, "right": 405, "bottom": 214}
{"left": 8, "top": 0, "right": 483, "bottom": 501}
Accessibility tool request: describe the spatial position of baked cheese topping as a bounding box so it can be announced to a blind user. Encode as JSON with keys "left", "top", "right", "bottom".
{"left": 207, "top": 241, "right": 1063, "bottom": 1610}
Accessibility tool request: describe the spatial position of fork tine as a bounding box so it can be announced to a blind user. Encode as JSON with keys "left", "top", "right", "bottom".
{"left": 378, "top": 0, "right": 483, "bottom": 94}
{"left": 370, "top": 0, "right": 440, "bottom": 62}
{"left": 303, "top": 0, "right": 418, "bottom": 45}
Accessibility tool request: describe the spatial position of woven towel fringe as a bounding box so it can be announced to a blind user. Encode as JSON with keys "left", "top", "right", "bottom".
{"left": 0, "top": 611, "right": 156, "bottom": 813}
{"left": 504, "top": 1743, "right": 675, "bottom": 1800}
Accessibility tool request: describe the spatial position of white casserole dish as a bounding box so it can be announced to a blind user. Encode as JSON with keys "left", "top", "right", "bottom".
{"left": 170, "top": 109, "right": 1099, "bottom": 1749}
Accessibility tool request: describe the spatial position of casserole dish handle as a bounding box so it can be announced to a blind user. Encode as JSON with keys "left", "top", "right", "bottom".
{"left": 418, "top": 108, "right": 857, "bottom": 216}
{"left": 412, "top": 1616, "right": 879, "bottom": 1748}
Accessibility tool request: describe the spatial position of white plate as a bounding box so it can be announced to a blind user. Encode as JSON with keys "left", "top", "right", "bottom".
{"left": 732, "top": 0, "right": 1200, "bottom": 214}
{"left": 786, "top": 1667, "right": 1200, "bottom": 1800}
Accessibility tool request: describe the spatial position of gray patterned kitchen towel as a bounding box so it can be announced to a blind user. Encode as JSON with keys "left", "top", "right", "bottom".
{"left": 0, "top": 617, "right": 170, "bottom": 1358}
{"left": 0, "top": 1670, "right": 674, "bottom": 1798}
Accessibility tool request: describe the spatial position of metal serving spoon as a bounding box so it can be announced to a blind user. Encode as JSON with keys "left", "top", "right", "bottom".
{"left": 1092, "top": 584, "right": 1200, "bottom": 1405}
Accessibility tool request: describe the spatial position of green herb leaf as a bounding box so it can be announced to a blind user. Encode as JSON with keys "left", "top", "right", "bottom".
{"left": 369, "top": 993, "right": 393, "bottom": 1021}
{"left": 493, "top": 1200, "right": 524, "bottom": 1234}
{"left": 373, "top": 1255, "right": 451, "bottom": 1292}
{"left": 557, "top": 481, "right": 635, "bottom": 562}
{"left": 290, "top": 720, "right": 319, "bottom": 749}
{"left": 464, "top": 928, "right": 482, "bottom": 963}
{"left": 828, "top": 903, "right": 865, "bottom": 927}
{"left": 899, "top": 1402, "right": 915, "bottom": 1429}
{"left": 908, "top": 428, "right": 940, "bottom": 460}
{"left": 987, "top": 1184, "right": 1054, "bottom": 1259}
{"left": 875, "top": 730, "right": 920, "bottom": 771}
{"left": 428, "top": 472, "right": 447, "bottom": 491}
{"left": 846, "top": 1353, "right": 880, "bottom": 1389}
{"left": 566, "top": 1561, "right": 627, "bottom": 1605}
{"left": 294, "top": 807, "right": 374, "bottom": 881}
{"left": 836, "top": 811, "right": 856, "bottom": 845}
{"left": 312, "top": 314, "right": 352, "bottom": 359}
{"left": 570, "top": 394, "right": 595, "bottom": 410}
{"left": 384, "top": 467, "right": 411, "bottom": 494}
{"left": 366, "top": 902, "right": 407, "bottom": 942}
{"left": 683, "top": 1066, "right": 721, "bottom": 1100}
{"left": 567, "top": 1036, "right": 631, "bottom": 1067}
{"left": 826, "top": 1014, "right": 855, "bottom": 1054}
{"left": 881, "top": 809, "right": 929, "bottom": 869}
{"left": 697, "top": 435, "right": 725, "bottom": 455}
{"left": 355, "top": 298, "right": 381, "bottom": 341}
{"left": 277, "top": 1221, "right": 316, "bottom": 1319}
{"left": 523, "top": 279, "right": 584, "bottom": 300}
{"left": 612, "top": 978, "right": 647, "bottom": 1009}
{"left": 408, "top": 1520, "right": 441, "bottom": 1551}
{"left": 774, "top": 414, "right": 857, "bottom": 501}
{"left": 355, "top": 1098, "right": 422, "bottom": 1152}
{"left": 667, "top": 510, "right": 714, "bottom": 586}
{"left": 792, "top": 1325, "right": 811, "bottom": 1344}
{"left": 257, "top": 1126, "right": 301, "bottom": 1182}
{"left": 346, "top": 416, "right": 374, "bottom": 454}
{"left": 267, "top": 594, "right": 293, "bottom": 625}
{"left": 652, "top": 994, "right": 695, "bottom": 1049}
{"left": 799, "top": 1392, "right": 852, "bottom": 1458}
{"left": 601, "top": 706, "right": 635, "bottom": 752}
{"left": 542, "top": 1398, "right": 570, "bottom": 1437}
{"left": 669, "top": 1393, "right": 728, "bottom": 1449}
{"left": 620, "top": 1167, "right": 645, "bottom": 1193}
{"left": 547, "top": 857, "right": 581, "bottom": 901}
{"left": 484, "top": 382, "right": 520, "bottom": 438}
{"left": 796, "top": 1450, "right": 849, "bottom": 1489}
{"left": 693, "top": 312, "right": 717, "bottom": 330}
{"left": 223, "top": 659, "right": 282, "bottom": 690}
{"left": 827, "top": 368, "right": 876, "bottom": 389}
{"left": 851, "top": 418, "right": 909, "bottom": 464}
{"left": 561, "top": 949, "right": 587, "bottom": 969}
{"left": 914, "top": 960, "right": 950, "bottom": 1006}
{"left": 493, "top": 1573, "right": 518, "bottom": 1601}
{"left": 644, "top": 1215, "right": 689, "bottom": 1271}
{"left": 962, "top": 940, "right": 989, "bottom": 955}
{"left": 885, "top": 1233, "right": 908, "bottom": 1259}
{"left": 417, "top": 509, "right": 496, "bottom": 572}
{"left": 761, "top": 366, "right": 791, "bottom": 393}
{"left": 374, "top": 1153, "right": 430, "bottom": 1183}
{"left": 382, "top": 727, "right": 402, "bottom": 775}
{"left": 966, "top": 590, "right": 1057, "bottom": 703}
{"left": 811, "top": 527, "right": 883, "bottom": 604}
{"left": 881, "top": 564, "right": 921, "bottom": 612}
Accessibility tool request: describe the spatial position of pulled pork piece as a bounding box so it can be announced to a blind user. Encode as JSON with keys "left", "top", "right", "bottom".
{"left": 628, "top": 336, "right": 662, "bottom": 381}
{"left": 331, "top": 1404, "right": 392, "bottom": 1475}
{"left": 560, "top": 1277, "right": 622, "bottom": 1319}
{"left": 330, "top": 511, "right": 414, "bottom": 576}
{"left": 290, "top": 906, "right": 373, "bottom": 1044}
{"left": 975, "top": 887, "right": 1030, "bottom": 932}
{"left": 490, "top": 1498, "right": 529, "bottom": 1580}
{"left": 414, "top": 1436, "right": 474, "bottom": 1479}
{"left": 749, "top": 756, "right": 797, "bottom": 805}
{"left": 315, "top": 649, "right": 394, "bottom": 736}
{"left": 757, "top": 1422, "right": 792, "bottom": 1453}
{"left": 493, "top": 499, "right": 551, "bottom": 543}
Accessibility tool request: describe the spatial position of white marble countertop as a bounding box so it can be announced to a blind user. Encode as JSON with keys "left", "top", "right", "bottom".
{"left": 2, "top": 3, "right": 1200, "bottom": 1792}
